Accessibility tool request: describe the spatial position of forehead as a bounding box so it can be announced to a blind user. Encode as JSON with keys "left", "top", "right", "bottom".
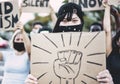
{"left": 33, "top": 24, "right": 42, "bottom": 29}
{"left": 34, "top": 24, "right": 41, "bottom": 26}
{"left": 14, "top": 33, "right": 23, "bottom": 38}
{"left": 64, "top": 13, "right": 79, "bottom": 19}
{"left": 91, "top": 25, "right": 101, "bottom": 29}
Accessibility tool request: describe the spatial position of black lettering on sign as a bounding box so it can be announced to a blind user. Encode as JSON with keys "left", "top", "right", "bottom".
{"left": 5, "top": 15, "right": 11, "bottom": 28}
{"left": 0, "top": 14, "right": 19, "bottom": 29}
{"left": 0, "top": 1, "right": 19, "bottom": 29}
{"left": 12, "top": 14, "right": 18, "bottom": 27}
{"left": 79, "top": 0, "right": 88, "bottom": 8}
{"left": 40, "top": 0, "right": 44, "bottom": 7}
{"left": 98, "top": 0, "right": 102, "bottom": 6}
{"left": 22, "top": 0, "right": 49, "bottom": 7}
{"left": 4, "top": 14, "right": 19, "bottom": 29}
{"left": 22, "top": 0, "right": 29, "bottom": 7}
{"left": 4, "top": 2, "right": 13, "bottom": 14}
{"left": 31, "top": 0, "right": 36, "bottom": 6}
{"left": 44, "top": 0, "right": 49, "bottom": 7}
{"left": 89, "top": 0, "right": 96, "bottom": 7}
{"left": 79, "top": 0, "right": 102, "bottom": 8}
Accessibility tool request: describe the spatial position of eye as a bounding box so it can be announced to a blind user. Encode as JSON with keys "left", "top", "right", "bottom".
{"left": 62, "top": 19, "right": 68, "bottom": 23}
{"left": 21, "top": 39, "right": 23, "bottom": 41}
{"left": 72, "top": 19, "right": 78, "bottom": 23}
{"left": 15, "top": 38, "right": 23, "bottom": 41}
{"left": 16, "top": 38, "right": 20, "bottom": 41}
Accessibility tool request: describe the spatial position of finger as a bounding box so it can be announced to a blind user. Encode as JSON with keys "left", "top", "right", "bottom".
{"left": 68, "top": 50, "right": 77, "bottom": 63}
{"left": 97, "top": 70, "right": 112, "bottom": 83}
{"left": 57, "top": 51, "right": 64, "bottom": 60}
{"left": 97, "top": 72, "right": 109, "bottom": 79}
{"left": 25, "top": 74, "right": 38, "bottom": 84}
{"left": 28, "top": 74, "right": 37, "bottom": 81}
{"left": 74, "top": 52, "right": 82, "bottom": 64}
{"left": 98, "top": 70, "right": 110, "bottom": 77}
{"left": 64, "top": 50, "right": 70, "bottom": 61}
{"left": 25, "top": 79, "right": 38, "bottom": 84}
{"left": 97, "top": 77, "right": 110, "bottom": 84}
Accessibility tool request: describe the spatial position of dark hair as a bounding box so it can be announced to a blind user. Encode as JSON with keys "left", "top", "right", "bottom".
{"left": 89, "top": 22, "right": 103, "bottom": 32}
{"left": 38, "top": 26, "right": 53, "bottom": 33}
{"left": 112, "top": 30, "right": 120, "bottom": 53}
{"left": 53, "top": 3, "right": 84, "bottom": 32}
{"left": 32, "top": 21, "right": 43, "bottom": 28}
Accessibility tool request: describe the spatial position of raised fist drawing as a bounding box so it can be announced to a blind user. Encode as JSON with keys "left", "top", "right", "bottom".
{"left": 53, "top": 50, "right": 83, "bottom": 84}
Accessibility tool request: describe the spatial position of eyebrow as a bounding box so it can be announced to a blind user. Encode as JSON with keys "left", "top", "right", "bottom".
{"left": 64, "top": 17, "right": 79, "bottom": 20}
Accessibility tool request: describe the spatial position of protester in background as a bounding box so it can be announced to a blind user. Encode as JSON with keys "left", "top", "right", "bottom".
{"left": 97, "top": 0, "right": 120, "bottom": 84}
{"left": 25, "top": 3, "right": 84, "bottom": 84}
{"left": 38, "top": 26, "right": 53, "bottom": 33}
{"left": 89, "top": 22, "right": 103, "bottom": 32}
{"left": 110, "top": 5, "right": 120, "bottom": 33}
{"left": 0, "top": 22, "right": 31, "bottom": 84}
{"left": 30, "top": 21, "right": 44, "bottom": 35}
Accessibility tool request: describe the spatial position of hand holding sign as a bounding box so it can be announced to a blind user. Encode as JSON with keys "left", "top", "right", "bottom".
{"left": 53, "top": 50, "right": 82, "bottom": 84}
{"left": 14, "top": 21, "right": 24, "bottom": 31}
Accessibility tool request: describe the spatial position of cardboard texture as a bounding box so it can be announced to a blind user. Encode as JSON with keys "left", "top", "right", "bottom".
{"left": 108, "top": 0, "right": 120, "bottom": 6}
{"left": 69, "top": 0, "right": 104, "bottom": 11}
{"left": 31, "top": 31, "right": 106, "bottom": 84}
{"left": 21, "top": 0, "right": 50, "bottom": 13}
{"left": 0, "top": 0, "right": 19, "bottom": 30}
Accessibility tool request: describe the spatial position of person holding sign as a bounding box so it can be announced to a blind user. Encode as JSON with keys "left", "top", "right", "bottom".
{"left": 54, "top": 2, "right": 113, "bottom": 84}
{"left": 97, "top": 0, "right": 120, "bottom": 84}
{"left": 25, "top": 2, "right": 84, "bottom": 84}
{"left": 0, "top": 22, "right": 31, "bottom": 84}
{"left": 105, "top": 1, "right": 120, "bottom": 84}
{"left": 89, "top": 22, "right": 103, "bottom": 32}
{"left": 25, "top": 2, "right": 113, "bottom": 84}
{"left": 30, "top": 21, "right": 44, "bottom": 35}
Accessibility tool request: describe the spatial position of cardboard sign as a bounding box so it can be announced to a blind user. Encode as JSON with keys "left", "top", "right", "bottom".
{"left": 69, "top": 0, "right": 104, "bottom": 11}
{"left": 0, "top": 0, "right": 19, "bottom": 30}
{"left": 21, "top": 0, "right": 50, "bottom": 13}
{"left": 108, "top": 0, "right": 120, "bottom": 6}
{"left": 31, "top": 31, "right": 106, "bottom": 84}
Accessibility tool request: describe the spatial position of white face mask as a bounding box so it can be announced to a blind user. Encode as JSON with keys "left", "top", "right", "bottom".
{"left": 30, "top": 29, "right": 39, "bottom": 36}
{"left": 32, "top": 29, "right": 39, "bottom": 33}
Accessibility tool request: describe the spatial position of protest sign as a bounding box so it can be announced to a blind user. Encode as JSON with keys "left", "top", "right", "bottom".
{"left": 69, "top": 0, "right": 104, "bottom": 11}
{"left": 108, "top": 0, "right": 120, "bottom": 6}
{"left": 0, "top": 0, "right": 19, "bottom": 30}
{"left": 21, "top": 0, "right": 50, "bottom": 13}
{"left": 31, "top": 31, "right": 106, "bottom": 84}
